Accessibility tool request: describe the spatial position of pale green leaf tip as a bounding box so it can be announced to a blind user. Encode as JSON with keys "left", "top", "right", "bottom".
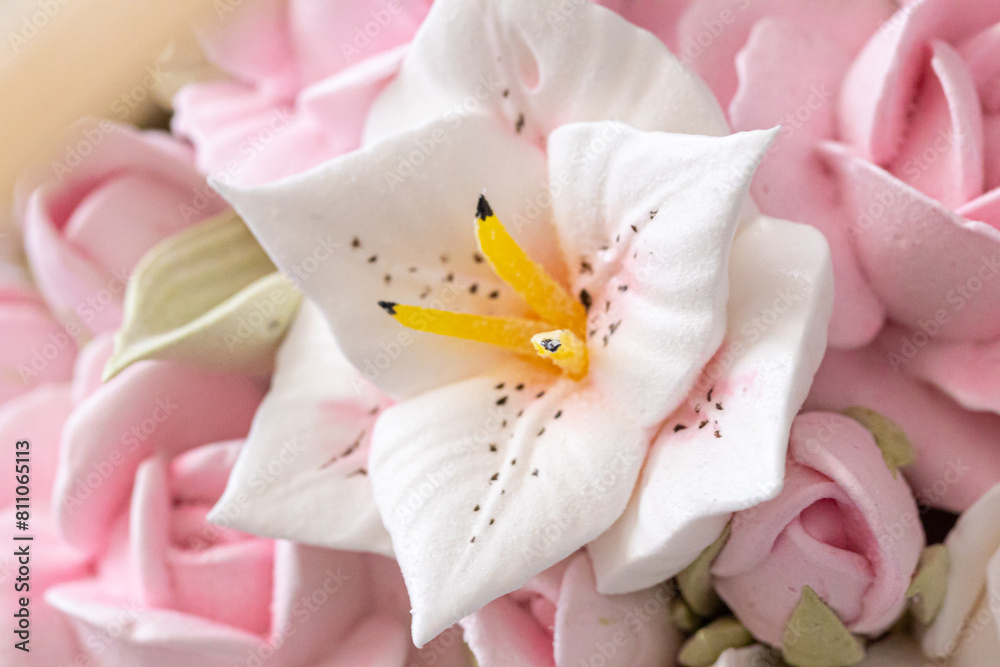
{"left": 678, "top": 616, "right": 754, "bottom": 667}
{"left": 670, "top": 597, "right": 701, "bottom": 634}
{"left": 907, "top": 544, "right": 949, "bottom": 625}
{"left": 842, "top": 407, "right": 916, "bottom": 478}
{"left": 677, "top": 523, "right": 732, "bottom": 618}
{"left": 782, "top": 586, "right": 865, "bottom": 667}
{"left": 102, "top": 211, "right": 301, "bottom": 381}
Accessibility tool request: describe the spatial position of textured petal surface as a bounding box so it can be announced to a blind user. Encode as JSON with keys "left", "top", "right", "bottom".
{"left": 887, "top": 41, "right": 984, "bottom": 208}
{"left": 219, "top": 114, "right": 556, "bottom": 399}
{"left": 728, "top": 17, "right": 886, "bottom": 348}
{"left": 590, "top": 215, "right": 834, "bottom": 593}
{"left": 839, "top": 0, "right": 1000, "bottom": 163}
{"left": 825, "top": 142, "right": 1000, "bottom": 342}
{"left": 364, "top": 0, "right": 728, "bottom": 145}
{"left": 370, "top": 362, "right": 646, "bottom": 645}
{"left": 548, "top": 123, "right": 776, "bottom": 428}
{"left": 678, "top": 0, "right": 895, "bottom": 109}
{"left": 211, "top": 302, "right": 393, "bottom": 555}
{"left": 714, "top": 414, "right": 922, "bottom": 644}
{"left": 805, "top": 344, "right": 1000, "bottom": 513}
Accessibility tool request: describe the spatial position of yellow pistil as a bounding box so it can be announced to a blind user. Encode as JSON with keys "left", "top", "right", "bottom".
{"left": 474, "top": 196, "right": 587, "bottom": 338}
{"left": 531, "top": 329, "right": 588, "bottom": 379}
{"left": 378, "top": 302, "right": 549, "bottom": 356}
{"left": 377, "top": 196, "right": 590, "bottom": 378}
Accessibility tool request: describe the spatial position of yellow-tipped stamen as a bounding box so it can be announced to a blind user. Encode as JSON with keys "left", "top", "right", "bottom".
{"left": 475, "top": 196, "right": 587, "bottom": 338}
{"left": 531, "top": 329, "right": 588, "bottom": 380}
{"left": 378, "top": 301, "right": 549, "bottom": 357}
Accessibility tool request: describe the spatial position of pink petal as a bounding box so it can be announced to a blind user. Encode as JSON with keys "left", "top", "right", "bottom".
{"left": 805, "top": 345, "right": 1000, "bottom": 513}
{"left": 596, "top": 0, "right": 693, "bottom": 54}
{"left": 287, "top": 0, "right": 430, "bottom": 85}
{"left": 983, "top": 116, "right": 1000, "bottom": 191}
{"left": 788, "top": 414, "right": 923, "bottom": 634}
{"left": 71, "top": 333, "right": 115, "bottom": 404}
{"left": 0, "top": 511, "right": 88, "bottom": 666}
{"left": 678, "top": 0, "right": 895, "bottom": 108}
{"left": 554, "top": 554, "right": 679, "bottom": 667}
{"left": 959, "top": 22, "right": 1000, "bottom": 114}
{"left": 19, "top": 123, "right": 226, "bottom": 334}
{"left": 53, "top": 360, "right": 264, "bottom": 555}
{"left": 462, "top": 595, "right": 557, "bottom": 667}
{"left": 715, "top": 518, "right": 874, "bottom": 646}
{"left": 839, "top": 0, "right": 1000, "bottom": 163}
{"left": 887, "top": 41, "right": 984, "bottom": 207}
{"left": 0, "top": 301, "right": 76, "bottom": 403}
{"left": 0, "top": 384, "right": 74, "bottom": 502}
{"left": 825, "top": 142, "right": 1000, "bottom": 341}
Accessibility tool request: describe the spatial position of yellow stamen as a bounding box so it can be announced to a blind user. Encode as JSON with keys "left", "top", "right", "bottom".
{"left": 375, "top": 196, "right": 592, "bottom": 379}
{"left": 531, "top": 329, "right": 588, "bottom": 380}
{"left": 475, "top": 196, "right": 586, "bottom": 338}
{"left": 378, "top": 301, "right": 548, "bottom": 356}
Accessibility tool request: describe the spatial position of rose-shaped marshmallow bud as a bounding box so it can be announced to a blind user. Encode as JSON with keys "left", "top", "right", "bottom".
{"left": 45, "top": 350, "right": 466, "bottom": 666}
{"left": 0, "top": 379, "right": 91, "bottom": 665}
{"left": 173, "top": 0, "right": 432, "bottom": 184}
{"left": 711, "top": 412, "right": 924, "bottom": 647}
{"left": 0, "top": 267, "right": 77, "bottom": 403}
{"left": 461, "top": 552, "right": 679, "bottom": 667}
{"left": 17, "top": 120, "right": 227, "bottom": 335}
{"left": 923, "top": 481, "right": 1000, "bottom": 665}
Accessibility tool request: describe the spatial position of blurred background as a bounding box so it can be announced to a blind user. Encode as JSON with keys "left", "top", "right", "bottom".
{"left": 0, "top": 0, "right": 220, "bottom": 251}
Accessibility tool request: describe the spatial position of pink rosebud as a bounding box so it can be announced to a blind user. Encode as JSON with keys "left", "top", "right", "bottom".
{"left": 44, "top": 347, "right": 465, "bottom": 666}
{"left": 462, "top": 552, "right": 680, "bottom": 667}
{"left": 711, "top": 412, "right": 924, "bottom": 647}
{"left": 17, "top": 121, "right": 227, "bottom": 335}
{"left": 173, "top": 0, "right": 433, "bottom": 185}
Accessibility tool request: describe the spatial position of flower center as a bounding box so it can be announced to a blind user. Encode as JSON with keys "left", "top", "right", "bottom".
{"left": 378, "top": 195, "right": 589, "bottom": 379}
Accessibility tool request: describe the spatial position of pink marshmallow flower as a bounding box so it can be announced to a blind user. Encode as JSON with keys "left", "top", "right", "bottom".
{"left": 17, "top": 120, "right": 227, "bottom": 336}
{"left": 603, "top": 0, "right": 1000, "bottom": 515}
{"left": 462, "top": 551, "right": 680, "bottom": 667}
{"left": 173, "top": 0, "right": 432, "bottom": 185}
{"left": 712, "top": 412, "right": 924, "bottom": 648}
{"left": 38, "top": 338, "right": 464, "bottom": 666}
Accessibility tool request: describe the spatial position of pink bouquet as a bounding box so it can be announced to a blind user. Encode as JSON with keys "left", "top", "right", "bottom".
{"left": 3, "top": 0, "right": 999, "bottom": 665}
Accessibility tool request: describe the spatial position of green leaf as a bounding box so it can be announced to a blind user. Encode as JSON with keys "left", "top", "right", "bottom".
{"left": 678, "top": 616, "right": 754, "bottom": 667}
{"left": 782, "top": 587, "right": 865, "bottom": 667}
{"left": 907, "top": 544, "right": 950, "bottom": 625}
{"left": 677, "top": 524, "right": 731, "bottom": 617}
{"left": 104, "top": 210, "right": 301, "bottom": 380}
{"left": 842, "top": 407, "right": 916, "bottom": 478}
{"left": 670, "top": 596, "right": 701, "bottom": 634}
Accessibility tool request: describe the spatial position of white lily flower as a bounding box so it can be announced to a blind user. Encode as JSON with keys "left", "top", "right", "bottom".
{"left": 215, "top": 0, "right": 833, "bottom": 646}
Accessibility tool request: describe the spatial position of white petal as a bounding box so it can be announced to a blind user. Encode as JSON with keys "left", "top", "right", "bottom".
{"left": 711, "top": 645, "right": 775, "bottom": 667}
{"left": 364, "top": 0, "right": 727, "bottom": 145}
{"left": 548, "top": 123, "right": 777, "bottom": 428}
{"left": 923, "top": 482, "right": 1000, "bottom": 658}
{"left": 217, "top": 114, "right": 559, "bottom": 399}
{"left": 590, "top": 216, "right": 834, "bottom": 593}
{"left": 209, "top": 302, "right": 393, "bottom": 556}
{"left": 369, "top": 362, "right": 646, "bottom": 645}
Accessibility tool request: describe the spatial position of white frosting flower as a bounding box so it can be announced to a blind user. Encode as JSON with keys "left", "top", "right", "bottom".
{"left": 923, "top": 482, "right": 1000, "bottom": 665}
{"left": 214, "top": 0, "right": 833, "bottom": 645}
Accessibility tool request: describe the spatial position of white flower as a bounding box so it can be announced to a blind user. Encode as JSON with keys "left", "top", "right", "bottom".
{"left": 215, "top": 0, "right": 833, "bottom": 645}
{"left": 923, "top": 482, "right": 1000, "bottom": 665}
